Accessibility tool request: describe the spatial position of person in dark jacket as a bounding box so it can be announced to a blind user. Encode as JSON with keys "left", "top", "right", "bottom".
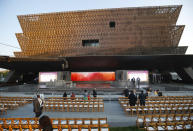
{"left": 138, "top": 91, "right": 146, "bottom": 106}
{"left": 39, "top": 115, "right": 53, "bottom": 131}
{"left": 128, "top": 90, "right": 137, "bottom": 106}
{"left": 63, "top": 91, "right": 67, "bottom": 100}
{"left": 123, "top": 88, "right": 129, "bottom": 97}
{"left": 33, "top": 94, "right": 43, "bottom": 117}
{"left": 93, "top": 88, "right": 97, "bottom": 98}
{"left": 158, "top": 89, "right": 163, "bottom": 96}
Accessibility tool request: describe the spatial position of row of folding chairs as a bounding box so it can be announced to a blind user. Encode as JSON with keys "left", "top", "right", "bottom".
{"left": 43, "top": 102, "right": 104, "bottom": 112}
{"left": 0, "top": 96, "right": 33, "bottom": 111}
{"left": 0, "top": 96, "right": 33, "bottom": 102}
{"left": 0, "top": 99, "right": 31, "bottom": 103}
{"left": 0, "top": 118, "right": 108, "bottom": 131}
{"left": 124, "top": 105, "right": 193, "bottom": 116}
{"left": 145, "top": 121, "right": 192, "bottom": 131}
{"left": 44, "top": 99, "right": 103, "bottom": 103}
{"left": 120, "top": 101, "right": 193, "bottom": 108}
{"left": 0, "top": 101, "right": 28, "bottom": 106}
{"left": 0, "top": 124, "right": 109, "bottom": 131}
{"left": 120, "top": 99, "right": 193, "bottom": 103}
{"left": 47, "top": 97, "right": 103, "bottom": 101}
{"left": 136, "top": 113, "right": 193, "bottom": 128}
{"left": 0, "top": 102, "right": 19, "bottom": 110}
{"left": 0, "top": 118, "right": 107, "bottom": 126}
{"left": 119, "top": 96, "right": 193, "bottom": 102}
{"left": 119, "top": 98, "right": 193, "bottom": 105}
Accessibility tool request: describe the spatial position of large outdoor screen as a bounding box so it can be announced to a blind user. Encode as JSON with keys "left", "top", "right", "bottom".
{"left": 39, "top": 72, "right": 57, "bottom": 82}
{"left": 127, "top": 70, "right": 149, "bottom": 82}
{"left": 71, "top": 72, "right": 115, "bottom": 81}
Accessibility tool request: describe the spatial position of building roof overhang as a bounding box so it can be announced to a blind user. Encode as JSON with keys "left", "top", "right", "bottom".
{"left": 0, "top": 55, "right": 193, "bottom": 72}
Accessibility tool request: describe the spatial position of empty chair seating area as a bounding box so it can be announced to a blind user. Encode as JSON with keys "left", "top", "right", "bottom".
{"left": 0, "top": 96, "right": 33, "bottom": 115}
{"left": 0, "top": 117, "right": 109, "bottom": 131}
{"left": 136, "top": 113, "right": 193, "bottom": 130}
{"left": 47, "top": 97, "right": 103, "bottom": 101}
{"left": 43, "top": 97, "right": 104, "bottom": 112}
{"left": 119, "top": 96, "right": 193, "bottom": 116}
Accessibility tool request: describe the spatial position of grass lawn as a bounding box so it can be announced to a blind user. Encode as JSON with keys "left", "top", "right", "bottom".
{"left": 110, "top": 126, "right": 145, "bottom": 131}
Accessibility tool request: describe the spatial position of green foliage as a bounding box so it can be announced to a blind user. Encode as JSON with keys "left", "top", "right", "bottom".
{"left": 110, "top": 126, "right": 145, "bottom": 131}
{"left": 0, "top": 70, "right": 9, "bottom": 78}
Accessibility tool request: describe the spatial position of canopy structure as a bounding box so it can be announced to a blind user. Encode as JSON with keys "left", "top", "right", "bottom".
{"left": 0, "top": 55, "right": 193, "bottom": 72}
{"left": 0, "top": 55, "right": 193, "bottom": 83}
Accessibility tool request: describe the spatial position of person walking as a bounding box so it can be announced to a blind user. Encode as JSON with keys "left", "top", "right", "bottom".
{"left": 138, "top": 91, "right": 146, "bottom": 106}
{"left": 33, "top": 94, "right": 43, "bottom": 117}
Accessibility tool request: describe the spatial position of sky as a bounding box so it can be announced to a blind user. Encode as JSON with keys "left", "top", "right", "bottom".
{"left": 0, "top": 0, "right": 193, "bottom": 57}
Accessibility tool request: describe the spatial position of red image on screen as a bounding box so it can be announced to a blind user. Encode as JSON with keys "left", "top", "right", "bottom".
{"left": 71, "top": 72, "right": 115, "bottom": 81}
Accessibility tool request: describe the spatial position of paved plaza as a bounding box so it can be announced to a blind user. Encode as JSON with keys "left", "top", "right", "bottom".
{"left": 0, "top": 83, "right": 193, "bottom": 127}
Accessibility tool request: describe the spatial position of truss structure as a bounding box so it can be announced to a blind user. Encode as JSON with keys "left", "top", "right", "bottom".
{"left": 14, "top": 5, "right": 186, "bottom": 57}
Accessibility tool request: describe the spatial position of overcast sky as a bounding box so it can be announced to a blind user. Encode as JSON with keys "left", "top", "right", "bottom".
{"left": 0, "top": 0, "right": 193, "bottom": 57}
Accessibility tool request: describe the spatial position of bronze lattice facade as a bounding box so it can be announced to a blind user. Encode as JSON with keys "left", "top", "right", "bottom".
{"left": 14, "top": 5, "right": 187, "bottom": 57}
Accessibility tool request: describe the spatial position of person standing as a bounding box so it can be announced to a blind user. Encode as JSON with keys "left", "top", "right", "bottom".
{"left": 158, "top": 89, "right": 163, "bottom": 96}
{"left": 33, "top": 94, "right": 43, "bottom": 117}
{"left": 138, "top": 91, "right": 146, "bottom": 106}
{"left": 128, "top": 90, "right": 137, "bottom": 106}
{"left": 71, "top": 92, "right": 75, "bottom": 100}
{"left": 88, "top": 92, "right": 91, "bottom": 100}
{"left": 83, "top": 90, "right": 88, "bottom": 100}
{"left": 63, "top": 91, "right": 67, "bottom": 100}
{"left": 136, "top": 77, "right": 140, "bottom": 88}
{"left": 93, "top": 88, "right": 97, "bottom": 98}
{"left": 123, "top": 88, "right": 129, "bottom": 97}
{"left": 131, "top": 77, "right": 136, "bottom": 88}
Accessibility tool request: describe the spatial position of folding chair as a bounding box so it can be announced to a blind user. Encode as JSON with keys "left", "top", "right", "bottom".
{"left": 152, "top": 114, "right": 160, "bottom": 123}
{"left": 90, "top": 124, "right": 99, "bottom": 131}
{"left": 165, "top": 122, "right": 176, "bottom": 130}
{"left": 100, "top": 124, "right": 109, "bottom": 131}
{"left": 91, "top": 118, "right": 99, "bottom": 125}
{"left": 175, "top": 121, "right": 184, "bottom": 130}
{"left": 145, "top": 122, "right": 157, "bottom": 131}
{"left": 70, "top": 125, "right": 79, "bottom": 131}
{"left": 184, "top": 121, "right": 192, "bottom": 130}
{"left": 136, "top": 115, "right": 145, "bottom": 128}
{"left": 83, "top": 118, "right": 91, "bottom": 125}
{"left": 157, "top": 122, "right": 166, "bottom": 131}
{"left": 76, "top": 118, "right": 83, "bottom": 125}
{"left": 80, "top": 125, "right": 89, "bottom": 131}
{"left": 61, "top": 125, "right": 69, "bottom": 131}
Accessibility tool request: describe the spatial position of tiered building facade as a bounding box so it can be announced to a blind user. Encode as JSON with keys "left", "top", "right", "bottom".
{"left": 15, "top": 5, "right": 186, "bottom": 57}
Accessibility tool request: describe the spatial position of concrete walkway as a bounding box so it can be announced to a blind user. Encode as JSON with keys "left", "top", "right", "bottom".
{"left": 0, "top": 83, "right": 193, "bottom": 127}
{"left": 1, "top": 101, "right": 136, "bottom": 127}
